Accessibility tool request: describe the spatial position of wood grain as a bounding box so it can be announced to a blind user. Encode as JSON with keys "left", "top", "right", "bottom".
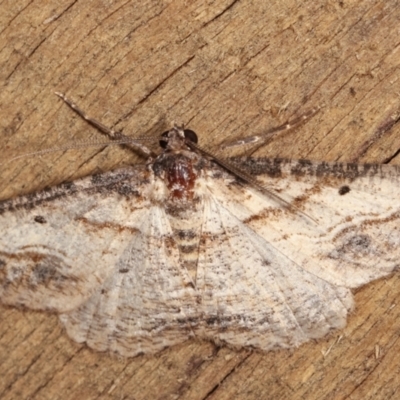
{"left": 1, "top": 0, "right": 400, "bottom": 399}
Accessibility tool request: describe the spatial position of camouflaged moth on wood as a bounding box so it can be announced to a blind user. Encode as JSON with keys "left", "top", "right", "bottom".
{"left": 0, "top": 94, "right": 399, "bottom": 357}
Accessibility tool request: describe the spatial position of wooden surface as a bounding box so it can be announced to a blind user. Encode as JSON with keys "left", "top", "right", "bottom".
{"left": 1, "top": 0, "right": 400, "bottom": 399}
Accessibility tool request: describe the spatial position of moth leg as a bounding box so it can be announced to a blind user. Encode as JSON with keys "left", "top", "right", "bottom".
{"left": 55, "top": 92, "right": 155, "bottom": 158}
{"left": 221, "top": 107, "right": 320, "bottom": 151}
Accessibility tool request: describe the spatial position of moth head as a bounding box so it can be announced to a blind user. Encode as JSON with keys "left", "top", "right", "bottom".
{"left": 159, "top": 126, "right": 198, "bottom": 150}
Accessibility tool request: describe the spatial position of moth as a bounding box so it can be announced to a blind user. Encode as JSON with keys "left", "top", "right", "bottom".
{"left": 0, "top": 95, "right": 399, "bottom": 357}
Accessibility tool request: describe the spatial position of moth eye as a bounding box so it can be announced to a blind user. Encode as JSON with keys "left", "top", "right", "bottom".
{"left": 159, "top": 131, "right": 169, "bottom": 149}
{"left": 184, "top": 129, "right": 198, "bottom": 144}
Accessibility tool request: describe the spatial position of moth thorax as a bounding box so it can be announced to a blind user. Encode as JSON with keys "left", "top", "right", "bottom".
{"left": 155, "top": 153, "right": 201, "bottom": 201}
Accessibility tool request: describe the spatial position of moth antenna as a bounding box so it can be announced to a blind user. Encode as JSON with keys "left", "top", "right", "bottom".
{"left": 55, "top": 92, "right": 157, "bottom": 158}
{"left": 1, "top": 138, "right": 154, "bottom": 167}
{"left": 221, "top": 106, "right": 322, "bottom": 152}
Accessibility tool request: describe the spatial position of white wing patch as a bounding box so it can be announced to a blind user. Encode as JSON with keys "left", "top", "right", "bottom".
{"left": 61, "top": 203, "right": 201, "bottom": 356}
{"left": 1, "top": 126, "right": 399, "bottom": 357}
{"left": 195, "top": 191, "right": 353, "bottom": 350}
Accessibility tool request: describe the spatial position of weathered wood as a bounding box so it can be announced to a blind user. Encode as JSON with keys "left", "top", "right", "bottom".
{"left": 1, "top": 0, "right": 400, "bottom": 399}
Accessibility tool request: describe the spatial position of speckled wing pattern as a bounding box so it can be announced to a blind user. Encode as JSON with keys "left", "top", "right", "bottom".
{"left": 0, "top": 128, "right": 399, "bottom": 357}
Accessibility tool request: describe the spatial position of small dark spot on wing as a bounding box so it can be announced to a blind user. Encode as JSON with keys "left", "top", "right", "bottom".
{"left": 34, "top": 215, "right": 47, "bottom": 224}
{"left": 338, "top": 185, "right": 351, "bottom": 195}
{"left": 119, "top": 268, "right": 129, "bottom": 273}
